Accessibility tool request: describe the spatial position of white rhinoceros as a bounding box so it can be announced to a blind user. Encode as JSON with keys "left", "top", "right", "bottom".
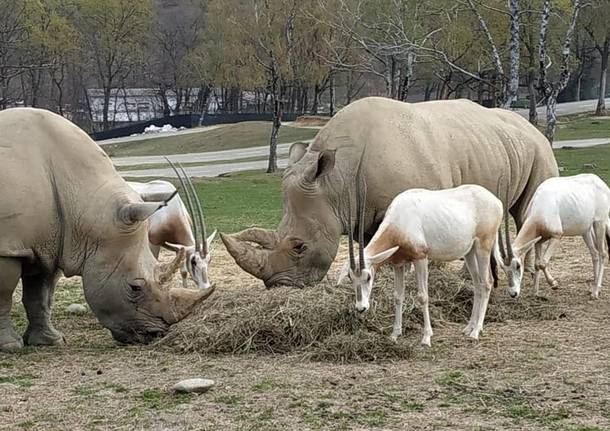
{"left": 221, "top": 97, "right": 559, "bottom": 288}
{"left": 0, "top": 108, "right": 214, "bottom": 350}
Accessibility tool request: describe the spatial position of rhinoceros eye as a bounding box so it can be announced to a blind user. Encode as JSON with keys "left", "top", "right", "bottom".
{"left": 128, "top": 279, "right": 146, "bottom": 293}
{"left": 293, "top": 242, "right": 307, "bottom": 254}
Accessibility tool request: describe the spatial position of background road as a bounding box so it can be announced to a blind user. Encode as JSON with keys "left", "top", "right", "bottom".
{"left": 516, "top": 97, "right": 610, "bottom": 118}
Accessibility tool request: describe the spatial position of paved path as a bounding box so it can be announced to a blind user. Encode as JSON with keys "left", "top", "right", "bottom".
{"left": 120, "top": 158, "right": 290, "bottom": 178}
{"left": 112, "top": 141, "right": 311, "bottom": 167}
{"left": 552, "top": 137, "right": 610, "bottom": 149}
{"left": 516, "top": 97, "right": 610, "bottom": 118}
{"left": 98, "top": 124, "right": 223, "bottom": 146}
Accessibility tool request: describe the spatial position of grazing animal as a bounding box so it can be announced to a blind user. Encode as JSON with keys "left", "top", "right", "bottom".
{"left": 0, "top": 108, "right": 215, "bottom": 350}
{"left": 127, "top": 178, "right": 217, "bottom": 290}
{"left": 221, "top": 97, "right": 558, "bottom": 288}
{"left": 337, "top": 165, "right": 503, "bottom": 346}
{"left": 497, "top": 174, "right": 610, "bottom": 299}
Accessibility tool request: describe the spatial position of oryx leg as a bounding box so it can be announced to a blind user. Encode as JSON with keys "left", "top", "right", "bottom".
{"left": 583, "top": 229, "right": 601, "bottom": 298}
{"left": 462, "top": 247, "right": 481, "bottom": 336}
{"left": 469, "top": 242, "right": 493, "bottom": 340}
{"left": 592, "top": 221, "right": 606, "bottom": 298}
{"left": 22, "top": 270, "right": 65, "bottom": 346}
{"left": 539, "top": 238, "right": 560, "bottom": 289}
{"left": 0, "top": 258, "right": 23, "bottom": 351}
{"left": 390, "top": 264, "right": 406, "bottom": 342}
{"left": 533, "top": 240, "right": 545, "bottom": 296}
{"left": 414, "top": 259, "right": 432, "bottom": 347}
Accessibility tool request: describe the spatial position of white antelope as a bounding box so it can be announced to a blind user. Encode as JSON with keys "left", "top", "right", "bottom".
{"left": 337, "top": 171, "right": 503, "bottom": 346}
{"left": 497, "top": 173, "right": 610, "bottom": 299}
{"left": 127, "top": 161, "right": 216, "bottom": 290}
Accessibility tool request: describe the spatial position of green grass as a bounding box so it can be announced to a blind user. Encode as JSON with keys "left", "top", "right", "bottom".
{"left": 149, "top": 170, "right": 284, "bottom": 234}
{"left": 553, "top": 115, "right": 610, "bottom": 141}
{"left": 554, "top": 143, "right": 610, "bottom": 184}
{"left": 104, "top": 122, "right": 318, "bottom": 157}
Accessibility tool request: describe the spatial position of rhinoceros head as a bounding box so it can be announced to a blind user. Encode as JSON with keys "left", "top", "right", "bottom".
{"left": 221, "top": 144, "right": 344, "bottom": 287}
{"left": 81, "top": 188, "right": 214, "bottom": 344}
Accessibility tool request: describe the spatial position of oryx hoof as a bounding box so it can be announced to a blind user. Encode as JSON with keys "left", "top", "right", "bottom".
{"left": 550, "top": 280, "right": 559, "bottom": 290}
{"left": 462, "top": 323, "right": 475, "bottom": 336}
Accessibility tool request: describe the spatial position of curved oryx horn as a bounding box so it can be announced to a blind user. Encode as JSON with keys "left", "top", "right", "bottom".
{"left": 355, "top": 150, "right": 367, "bottom": 274}
{"left": 346, "top": 188, "right": 356, "bottom": 273}
{"left": 165, "top": 157, "right": 202, "bottom": 253}
{"left": 495, "top": 175, "right": 507, "bottom": 261}
{"left": 177, "top": 162, "right": 208, "bottom": 256}
{"left": 504, "top": 182, "right": 513, "bottom": 260}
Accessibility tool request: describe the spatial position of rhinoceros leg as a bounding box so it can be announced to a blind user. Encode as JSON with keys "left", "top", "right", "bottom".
{"left": 0, "top": 257, "right": 24, "bottom": 351}
{"left": 22, "top": 270, "right": 66, "bottom": 346}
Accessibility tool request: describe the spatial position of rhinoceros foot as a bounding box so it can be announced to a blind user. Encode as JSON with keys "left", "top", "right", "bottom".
{"left": 0, "top": 329, "right": 24, "bottom": 351}
{"left": 24, "top": 326, "right": 66, "bottom": 347}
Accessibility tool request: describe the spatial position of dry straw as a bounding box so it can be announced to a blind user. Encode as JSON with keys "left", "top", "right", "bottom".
{"left": 160, "top": 266, "right": 566, "bottom": 362}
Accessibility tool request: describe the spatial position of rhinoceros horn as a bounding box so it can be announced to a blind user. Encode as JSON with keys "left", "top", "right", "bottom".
{"left": 165, "top": 285, "right": 216, "bottom": 324}
{"left": 220, "top": 229, "right": 277, "bottom": 280}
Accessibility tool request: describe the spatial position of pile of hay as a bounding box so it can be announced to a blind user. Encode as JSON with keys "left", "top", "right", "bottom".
{"left": 161, "top": 267, "right": 566, "bottom": 362}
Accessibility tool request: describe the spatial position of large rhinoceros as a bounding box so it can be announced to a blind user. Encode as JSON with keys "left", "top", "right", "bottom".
{"left": 0, "top": 108, "right": 214, "bottom": 350}
{"left": 221, "top": 97, "right": 559, "bottom": 288}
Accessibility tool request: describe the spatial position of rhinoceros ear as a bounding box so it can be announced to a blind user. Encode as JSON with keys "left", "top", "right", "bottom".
{"left": 288, "top": 142, "right": 308, "bottom": 166}
{"left": 119, "top": 190, "right": 178, "bottom": 225}
{"left": 304, "top": 150, "right": 336, "bottom": 182}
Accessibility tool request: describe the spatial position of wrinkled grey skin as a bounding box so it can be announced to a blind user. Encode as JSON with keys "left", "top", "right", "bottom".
{"left": 0, "top": 108, "right": 212, "bottom": 350}
{"left": 222, "top": 97, "right": 559, "bottom": 288}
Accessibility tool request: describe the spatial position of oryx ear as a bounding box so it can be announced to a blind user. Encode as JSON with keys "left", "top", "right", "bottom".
{"left": 515, "top": 236, "right": 542, "bottom": 256}
{"left": 304, "top": 150, "right": 336, "bottom": 182}
{"left": 368, "top": 246, "right": 400, "bottom": 265}
{"left": 288, "top": 142, "right": 308, "bottom": 166}
{"left": 336, "top": 261, "right": 350, "bottom": 286}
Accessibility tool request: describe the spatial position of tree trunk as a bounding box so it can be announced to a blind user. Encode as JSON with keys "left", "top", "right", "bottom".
{"left": 102, "top": 86, "right": 112, "bottom": 130}
{"left": 528, "top": 68, "right": 538, "bottom": 125}
{"left": 329, "top": 74, "right": 335, "bottom": 116}
{"left": 400, "top": 51, "right": 414, "bottom": 102}
{"left": 311, "top": 83, "right": 320, "bottom": 114}
{"left": 267, "top": 75, "right": 281, "bottom": 173}
{"left": 545, "top": 92, "right": 558, "bottom": 142}
{"left": 596, "top": 39, "right": 609, "bottom": 116}
{"left": 506, "top": 0, "right": 520, "bottom": 108}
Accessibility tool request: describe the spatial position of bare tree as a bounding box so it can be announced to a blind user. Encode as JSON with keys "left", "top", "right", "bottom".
{"left": 583, "top": 0, "right": 610, "bottom": 115}
{"left": 537, "top": 0, "right": 585, "bottom": 143}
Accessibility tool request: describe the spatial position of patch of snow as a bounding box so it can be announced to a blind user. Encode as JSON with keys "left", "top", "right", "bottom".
{"left": 143, "top": 124, "right": 178, "bottom": 134}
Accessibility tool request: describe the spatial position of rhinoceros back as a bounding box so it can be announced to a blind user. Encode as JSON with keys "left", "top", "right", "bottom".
{"left": 308, "top": 97, "right": 557, "bottom": 227}
{"left": 0, "top": 108, "right": 121, "bottom": 262}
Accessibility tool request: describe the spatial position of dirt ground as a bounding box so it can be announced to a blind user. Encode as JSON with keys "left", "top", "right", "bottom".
{"left": 2, "top": 236, "right": 610, "bottom": 431}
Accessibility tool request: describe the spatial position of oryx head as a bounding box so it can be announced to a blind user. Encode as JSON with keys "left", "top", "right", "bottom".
{"left": 165, "top": 158, "right": 217, "bottom": 291}
{"left": 496, "top": 180, "right": 539, "bottom": 298}
{"left": 336, "top": 152, "right": 397, "bottom": 312}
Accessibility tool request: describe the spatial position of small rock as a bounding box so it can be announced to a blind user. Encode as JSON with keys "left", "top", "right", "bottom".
{"left": 583, "top": 163, "right": 597, "bottom": 169}
{"left": 558, "top": 166, "right": 565, "bottom": 172}
{"left": 66, "top": 304, "right": 88, "bottom": 315}
{"left": 172, "top": 378, "right": 215, "bottom": 394}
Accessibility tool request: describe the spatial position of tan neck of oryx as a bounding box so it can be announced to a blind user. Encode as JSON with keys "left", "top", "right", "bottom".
{"left": 363, "top": 224, "right": 399, "bottom": 272}
{"left": 512, "top": 221, "right": 540, "bottom": 259}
